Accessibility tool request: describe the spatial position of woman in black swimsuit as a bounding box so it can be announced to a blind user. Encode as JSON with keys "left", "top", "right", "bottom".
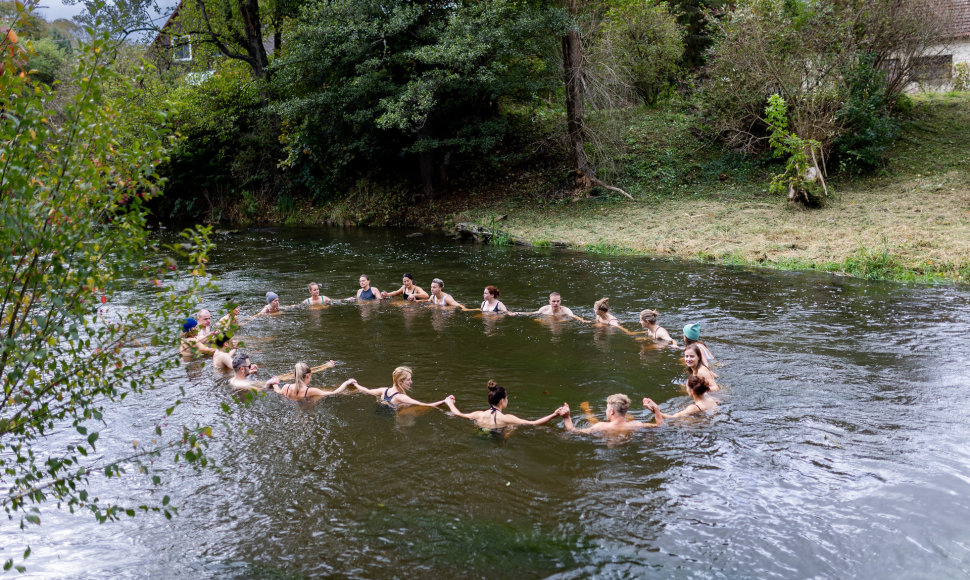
{"left": 658, "top": 376, "right": 717, "bottom": 419}
{"left": 480, "top": 286, "right": 507, "bottom": 313}
{"left": 274, "top": 362, "right": 357, "bottom": 400}
{"left": 352, "top": 366, "right": 448, "bottom": 408}
{"left": 352, "top": 275, "right": 381, "bottom": 301}
{"left": 443, "top": 381, "right": 564, "bottom": 429}
{"left": 382, "top": 273, "right": 429, "bottom": 302}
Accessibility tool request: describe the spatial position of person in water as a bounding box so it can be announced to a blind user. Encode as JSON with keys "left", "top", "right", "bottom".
{"left": 684, "top": 343, "right": 719, "bottom": 392}
{"left": 352, "top": 366, "right": 448, "bottom": 408}
{"left": 229, "top": 352, "right": 280, "bottom": 391}
{"left": 274, "top": 362, "right": 357, "bottom": 400}
{"left": 592, "top": 297, "right": 621, "bottom": 327}
{"left": 443, "top": 381, "right": 564, "bottom": 429}
{"left": 382, "top": 273, "right": 429, "bottom": 302}
{"left": 350, "top": 274, "right": 381, "bottom": 301}
{"left": 217, "top": 302, "right": 241, "bottom": 332}
{"left": 428, "top": 278, "right": 464, "bottom": 308}
{"left": 258, "top": 292, "right": 282, "bottom": 315}
{"left": 638, "top": 309, "right": 677, "bottom": 346}
{"left": 179, "top": 317, "right": 203, "bottom": 357}
{"left": 561, "top": 394, "right": 664, "bottom": 433}
{"left": 195, "top": 309, "right": 213, "bottom": 341}
{"left": 683, "top": 323, "right": 714, "bottom": 366}
{"left": 211, "top": 332, "right": 237, "bottom": 371}
{"left": 480, "top": 286, "right": 507, "bottom": 313}
{"left": 510, "top": 292, "right": 582, "bottom": 320}
{"left": 304, "top": 282, "right": 332, "bottom": 305}
{"left": 658, "top": 376, "right": 717, "bottom": 419}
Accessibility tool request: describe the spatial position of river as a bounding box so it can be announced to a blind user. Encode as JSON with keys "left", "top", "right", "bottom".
{"left": 6, "top": 227, "right": 970, "bottom": 578}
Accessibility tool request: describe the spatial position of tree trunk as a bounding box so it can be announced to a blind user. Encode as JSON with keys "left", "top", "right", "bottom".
{"left": 238, "top": 0, "right": 269, "bottom": 80}
{"left": 561, "top": 0, "right": 592, "bottom": 190}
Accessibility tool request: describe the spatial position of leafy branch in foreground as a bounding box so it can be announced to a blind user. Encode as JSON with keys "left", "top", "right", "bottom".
{"left": 1, "top": 3, "right": 215, "bottom": 571}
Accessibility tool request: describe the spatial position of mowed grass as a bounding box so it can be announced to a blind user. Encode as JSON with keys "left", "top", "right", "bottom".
{"left": 458, "top": 93, "right": 970, "bottom": 283}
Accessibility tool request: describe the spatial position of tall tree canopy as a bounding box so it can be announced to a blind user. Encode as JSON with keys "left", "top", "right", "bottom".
{"left": 272, "top": 0, "right": 564, "bottom": 198}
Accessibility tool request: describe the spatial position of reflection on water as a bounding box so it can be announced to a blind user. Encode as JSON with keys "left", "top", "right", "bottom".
{"left": 6, "top": 227, "right": 970, "bottom": 578}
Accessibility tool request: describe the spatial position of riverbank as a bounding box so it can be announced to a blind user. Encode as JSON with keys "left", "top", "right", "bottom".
{"left": 260, "top": 92, "right": 970, "bottom": 284}
{"left": 452, "top": 92, "right": 970, "bottom": 284}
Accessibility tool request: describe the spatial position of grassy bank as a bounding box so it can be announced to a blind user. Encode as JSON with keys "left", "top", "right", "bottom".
{"left": 454, "top": 92, "right": 970, "bottom": 284}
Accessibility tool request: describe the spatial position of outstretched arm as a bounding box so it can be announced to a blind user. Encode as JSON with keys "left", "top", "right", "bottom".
{"left": 382, "top": 285, "right": 406, "bottom": 298}
{"left": 561, "top": 403, "right": 576, "bottom": 431}
{"left": 396, "top": 392, "right": 447, "bottom": 408}
{"left": 504, "top": 406, "right": 566, "bottom": 426}
{"left": 642, "top": 398, "right": 666, "bottom": 425}
{"left": 444, "top": 395, "right": 476, "bottom": 419}
{"left": 350, "top": 382, "right": 384, "bottom": 396}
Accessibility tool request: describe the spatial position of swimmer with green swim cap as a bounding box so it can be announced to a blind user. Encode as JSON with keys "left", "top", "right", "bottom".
{"left": 682, "top": 322, "right": 714, "bottom": 366}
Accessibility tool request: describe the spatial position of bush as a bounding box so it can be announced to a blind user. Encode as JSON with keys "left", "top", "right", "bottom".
{"left": 954, "top": 63, "right": 970, "bottom": 92}
{"left": 597, "top": 0, "right": 684, "bottom": 105}
{"left": 700, "top": 0, "right": 947, "bottom": 164}
{"left": 156, "top": 60, "right": 284, "bottom": 222}
{"left": 831, "top": 55, "right": 900, "bottom": 175}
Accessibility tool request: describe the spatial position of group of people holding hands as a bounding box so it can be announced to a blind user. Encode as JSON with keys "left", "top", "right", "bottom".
{"left": 179, "top": 272, "right": 723, "bottom": 435}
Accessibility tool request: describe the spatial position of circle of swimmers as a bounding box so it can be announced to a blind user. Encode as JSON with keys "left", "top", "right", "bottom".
{"left": 179, "top": 273, "right": 720, "bottom": 434}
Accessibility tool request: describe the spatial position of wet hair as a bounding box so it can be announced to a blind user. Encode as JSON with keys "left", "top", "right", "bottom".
{"left": 403, "top": 273, "right": 414, "bottom": 281}
{"left": 549, "top": 292, "right": 561, "bottom": 300}
{"left": 684, "top": 344, "right": 706, "bottom": 371}
{"left": 431, "top": 278, "right": 444, "bottom": 288}
{"left": 360, "top": 274, "right": 370, "bottom": 282}
{"left": 294, "top": 362, "right": 311, "bottom": 385}
{"left": 392, "top": 366, "right": 413, "bottom": 390}
{"left": 308, "top": 282, "right": 319, "bottom": 292}
{"left": 214, "top": 331, "right": 233, "bottom": 348}
{"left": 486, "top": 380, "right": 507, "bottom": 406}
{"left": 606, "top": 393, "right": 631, "bottom": 417}
{"left": 231, "top": 352, "right": 250, "bottom": 372}
{"left": 639, "top": 309, "right": 658, "bottom": 324}
{"left": 485, "top": 285, "right": 500, "bottom": 298}
{"left": 687, "top": 375, "right": 710, "bottom": 397}
{"left": 594, "top": 297, "right": 610, "bottom": 313}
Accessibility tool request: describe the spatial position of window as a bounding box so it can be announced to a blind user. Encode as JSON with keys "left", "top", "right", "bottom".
{"left": 910, "top": 55, "right": 952, "bottom": 83}
{"left": 173, "top": 35, "right": 192, "bottom": 62}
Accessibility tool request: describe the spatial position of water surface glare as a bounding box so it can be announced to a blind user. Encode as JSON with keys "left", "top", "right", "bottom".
{"left": 7, "top": 227, "right": 970, "bottom": 578}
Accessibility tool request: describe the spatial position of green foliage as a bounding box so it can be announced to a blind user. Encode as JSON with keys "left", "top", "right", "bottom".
{"left": 831, "top": 55, "right": 901, "bottom": 175}
{"left": 765, "top": 94, "right": 825, "bottom": 206}
{"left": 952, "top": 63, "right": 970, "bottom": 92}
{"left": 25, "top": 36, "right": 68, "bottom": 86}
{"left": 155, "top": 60, "right": 283, "bottom": 221}
{"left": 0, "top": 17, "right": 214, "bottom": 570}
{"left": 599, "top": 0, "right": 684, "bottom": 105}
{"left": 272, "top": 0, "right": 564, "bottom": 197}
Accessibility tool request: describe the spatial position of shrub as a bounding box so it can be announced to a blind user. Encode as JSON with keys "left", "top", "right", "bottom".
{"left": 831, "top": 55, "right": 901, "bottom": 175}
{"left": 596, "top": 0, "right": 685, "bottom": 105}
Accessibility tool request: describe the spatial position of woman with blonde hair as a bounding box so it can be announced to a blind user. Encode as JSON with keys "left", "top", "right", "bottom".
{"left": 274, "top": 361, "right": 356, "bottom": 400}
{"left": 592, "top": 297, "right": 621, "bottom": 327}
{"left": 352, "top": 366, "right": 448, "bottom": 408}
{"left": 638, "top": 309, "right": 676, "bottom": 345}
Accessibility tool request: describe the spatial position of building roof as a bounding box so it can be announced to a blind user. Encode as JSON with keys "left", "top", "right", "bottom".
{"left": 952, "top": 0, "right": 970, "bottom": 38}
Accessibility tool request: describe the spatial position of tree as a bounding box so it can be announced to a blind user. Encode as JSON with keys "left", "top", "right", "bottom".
{"left": 71, "top": 0, "right": 294, "bottom": 82}
{"left": 1, "top": 8, "right": 214, "bottom": 570}
{"left": 595, "top": 0, "right": 684, "bottom": 105}
{"left": 560, "top": 0, "right": 634, "bottom": 198}
{"left": 699, "top": 0, "right": 949, "bottom": 158}
{"left": 273, "top": 0, "right": 563, "bottom": 199}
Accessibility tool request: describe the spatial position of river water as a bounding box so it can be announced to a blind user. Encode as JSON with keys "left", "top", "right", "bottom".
{"left": 5, "top": 227, "right": 970, "bottom": 578}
